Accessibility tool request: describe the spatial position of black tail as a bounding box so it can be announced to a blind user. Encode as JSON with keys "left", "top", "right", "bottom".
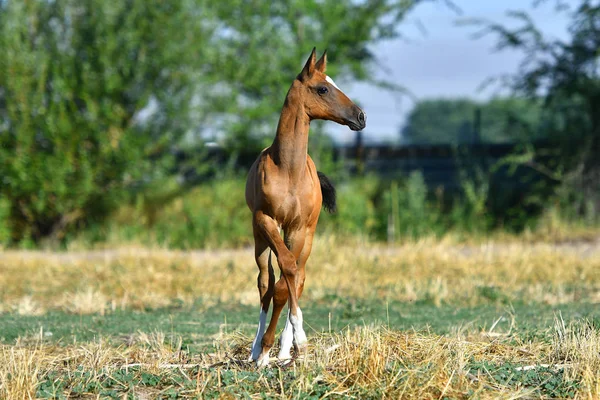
{"left": 317, "top": 171, "right": 337, "bottom": 213}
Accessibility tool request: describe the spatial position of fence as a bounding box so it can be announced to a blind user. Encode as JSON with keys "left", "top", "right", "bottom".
{"left": 184, "top": 135, "right": 549, "bottom": 197}
{"left": 333, "top": 139, "right": 530, "bottom": 191}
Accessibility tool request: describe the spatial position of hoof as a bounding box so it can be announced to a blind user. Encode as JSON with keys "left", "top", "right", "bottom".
{"left": 256, "top": 354, "right": 270, "bottom": 368}
{"left": 250, "top": 345, "right": 263, "bottom": 362}
{"left": 277, "top": 349, "right": 293, "bottom": 361}
{"left": 293, "top": 331, "right": 308, "bottom": 351}
{"left": 255, "top": 347, "right": 271, "bottom": 368}
{"left": 293, "top": 340, "right": 308, "bottom": 354}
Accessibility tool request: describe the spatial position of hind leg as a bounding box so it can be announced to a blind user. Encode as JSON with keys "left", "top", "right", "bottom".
{"left": 249, "top": 234, "right": 275, "bottom": 362}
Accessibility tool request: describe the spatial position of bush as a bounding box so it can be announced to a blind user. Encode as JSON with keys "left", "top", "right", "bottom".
{"left": 0, "top": 197, "right": 10, "bottom": 246}
{"left": 70, "top": 171, "right": 599, "bottom": 250}
{"left": 318, "top": 177, "right": 381, "bottom": 238}
{"left": 0, "top": 0, "right": 209, "bottom": 245}
{"left": 382, "top": 171, "right": 443, "bottom": 239}
{"left": 74, "top": 178, "right": 252, "bottom": 249}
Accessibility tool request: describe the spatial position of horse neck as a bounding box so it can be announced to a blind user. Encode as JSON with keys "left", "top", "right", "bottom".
{"left": 271, "top": 90, "right": 311, "bottom": 179}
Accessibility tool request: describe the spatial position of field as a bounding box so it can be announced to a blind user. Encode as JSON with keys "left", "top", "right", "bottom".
{"left": 1, "top": 236, "right": 600, "bottom": 399}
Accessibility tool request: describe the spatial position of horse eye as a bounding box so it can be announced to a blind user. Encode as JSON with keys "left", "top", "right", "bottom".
{"left": 317, "top": 86, "right": 328, "bottom": 95}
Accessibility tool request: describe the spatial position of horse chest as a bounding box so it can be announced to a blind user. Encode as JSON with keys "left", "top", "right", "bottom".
{"left": 266, "top": 188, "right": 316, "bottom": 228}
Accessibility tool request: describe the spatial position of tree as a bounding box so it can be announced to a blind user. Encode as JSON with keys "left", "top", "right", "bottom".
{"left": 401, "top": 97, "right": 542, "bottom": 144}
{"left": 0, "top": 0, "right": 454, "bottom": 245}
{"left": 467, "top": 0, "right": 600, "bottom": 218}
{"left": 0, "top": 0, "right": 214, "bottom": 243}
{"left": 201, "top": 0, "right": 451, "bottom": 154}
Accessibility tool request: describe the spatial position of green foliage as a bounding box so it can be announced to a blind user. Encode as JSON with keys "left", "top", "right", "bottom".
{"left": 204, "top": 0, "right": 445, "bottom": 155}
{"left": 70, "top": 171, "right": 540, "bottom": 248}
{"left": 318, "top": 177, "right": 381, "bottom": 237}
{"left": 383, "top": 172, "right": 443, "bottom": 238}
{"left": 467, "top": 0, "right": 600, "bottom": 221}
{"left": 0, "top": 0, "right": 453, "bottom": 246}
{"left": 73, "top": 172, "right": 515, "bottom": 249}
{"left": 401, "top": 97, "right": 542, "bottom": 144}
{"left": 0, "top": 197, "right": 9, "bottom": 245}
{"left": 0, "top": 0, "right": 212, "bottom": 244}
{"left": 76, "top": 178, "right": 253, "bottom": 249}
{"left": 3, "top": 0, "right": 595, "bottom": 247}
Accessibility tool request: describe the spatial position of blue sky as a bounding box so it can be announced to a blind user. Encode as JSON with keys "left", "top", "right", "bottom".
{"left": 328, "top": 0, "right": 571, "bottom": 144}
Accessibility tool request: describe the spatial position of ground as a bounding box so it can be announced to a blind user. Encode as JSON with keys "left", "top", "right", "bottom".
{"left": 1, "top": 237, "right": 599, "bottom": 398}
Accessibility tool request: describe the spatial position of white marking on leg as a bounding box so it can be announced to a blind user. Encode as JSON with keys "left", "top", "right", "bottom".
{"left": 325, "top": 75, "right": 341, "bottom": 91}
{"left": 256, "top": 349, "right": 271, "bottom": 368}
{"left": 289, "top": 307, "right": 307, "bottom": 349}
{"left": 278, "top": 308, "right": 294, "bottom": 359}
{"left": 249, "top": 309, "right": 267, "bottom": 361}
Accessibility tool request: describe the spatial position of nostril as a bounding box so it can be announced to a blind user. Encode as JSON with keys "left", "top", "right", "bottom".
{"left": 358, "top": 112, "right": 366, "bottom": 124}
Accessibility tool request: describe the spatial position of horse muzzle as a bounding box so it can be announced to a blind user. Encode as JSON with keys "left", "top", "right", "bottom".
{"left": 346, "top": 110, "right": 366, "bottom": 131}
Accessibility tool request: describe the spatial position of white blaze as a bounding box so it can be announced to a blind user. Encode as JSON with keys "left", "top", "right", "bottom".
{"left": 325, "top": 75, "right": 341, "bottom": 91}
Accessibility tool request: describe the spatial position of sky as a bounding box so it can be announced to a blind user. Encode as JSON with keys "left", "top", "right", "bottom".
{"left": 328, "top": 0, "right": 571, "bottom": 144}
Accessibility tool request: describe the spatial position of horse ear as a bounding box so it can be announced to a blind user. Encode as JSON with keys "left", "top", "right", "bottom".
{"left": 315, "top": 50, "right": 327, "bottom": 73}
{"left": 299, "top": 47, "right": 317, "bottom": 81}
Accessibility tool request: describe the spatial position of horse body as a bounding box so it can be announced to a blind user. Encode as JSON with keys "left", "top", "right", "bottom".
{"left": 245, "top": 48, "right": 366, "bottom": 367}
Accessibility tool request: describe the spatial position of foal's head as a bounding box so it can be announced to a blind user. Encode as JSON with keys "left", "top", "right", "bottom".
{"left": 294, "top": 48, "right": 366, "bottom": 131}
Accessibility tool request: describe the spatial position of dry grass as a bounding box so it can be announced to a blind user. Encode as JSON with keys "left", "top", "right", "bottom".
{"left": 0, "top": 320, "right": 598, "bottom": 399}
{"left": 1, "top": 237, "right": 599, "bottom": 398}
{"left": 0, "top": 237, "right": 598, "bottom": 314}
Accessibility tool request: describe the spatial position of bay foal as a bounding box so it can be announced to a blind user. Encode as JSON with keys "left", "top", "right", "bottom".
{"left": 245, "top": 48, "right": 366, "bottom": 367}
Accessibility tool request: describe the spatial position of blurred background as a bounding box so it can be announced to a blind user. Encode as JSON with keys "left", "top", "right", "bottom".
{"left": 0, "top": 0, "right": 598, "bottom": 249}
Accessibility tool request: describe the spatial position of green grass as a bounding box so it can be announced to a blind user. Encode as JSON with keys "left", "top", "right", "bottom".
{"left": 30, "top": 362, "right": 581, "bottom": 399}
{"left": 3, "top": 299, "right": 599, "bottom": 348}
{"left": 3, "top": 300, "right": 599, "bottom": 399}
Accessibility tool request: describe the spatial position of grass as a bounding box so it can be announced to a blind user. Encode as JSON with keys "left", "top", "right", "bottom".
{"left": 0, "top": 236, "right": 599, "bottom": 398}
{"left": 2, "top": 237, "right": 599, "bottom": 313}
{"left": 1, "top": 301, "right": 599, "bottom": 348}
{"left": 2, "top": 318, "right": 599, "bottom": 399}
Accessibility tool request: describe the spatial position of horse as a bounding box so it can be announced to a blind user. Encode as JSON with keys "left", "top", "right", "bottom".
{"left": 245, "top": 48, "right": 366, "bottom": 367}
